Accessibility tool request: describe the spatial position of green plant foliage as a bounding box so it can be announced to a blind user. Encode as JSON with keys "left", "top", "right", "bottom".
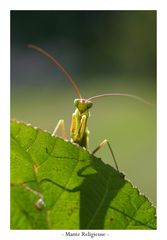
{"left": 11, "top": 120, "right": 156, "bottom": 229}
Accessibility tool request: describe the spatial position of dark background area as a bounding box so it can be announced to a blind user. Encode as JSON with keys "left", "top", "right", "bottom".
{"left": 11, "top": 11, "right": 156, "bottom": 204}
{"left": 11, "top": 11, "right": 156, "bottom": 80}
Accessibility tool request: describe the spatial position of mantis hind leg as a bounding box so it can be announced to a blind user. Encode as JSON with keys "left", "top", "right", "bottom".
{"left": 92, "top": 139, "right": 119, "bottom": 172}
{"left": 52, "top": 119, "right": 67, "bottom": 139}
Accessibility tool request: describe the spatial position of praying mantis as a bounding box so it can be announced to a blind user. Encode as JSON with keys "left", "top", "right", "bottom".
{"left": 16, "top": 44, "right": 151, "bottom": 209}
{"left": 28, "top": 44, "right": 150, "bottom": 172}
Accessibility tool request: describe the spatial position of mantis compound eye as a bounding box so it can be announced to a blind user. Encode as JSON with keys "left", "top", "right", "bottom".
{"left": 86, "top": 101, "right": 93, "bottom": 109}
{"left": 74, "top": 99, "right": 80, "bottom": 108}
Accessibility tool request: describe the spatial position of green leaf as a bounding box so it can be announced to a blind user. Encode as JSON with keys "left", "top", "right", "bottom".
{"left": 11, "top": 120, "right": 156, "bottom": 229}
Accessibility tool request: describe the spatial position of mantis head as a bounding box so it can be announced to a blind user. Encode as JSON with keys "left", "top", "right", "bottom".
{"left": 74, "top": 99, "right": 93, "bottom": 114}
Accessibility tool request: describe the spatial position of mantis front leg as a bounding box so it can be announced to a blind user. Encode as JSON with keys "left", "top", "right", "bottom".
{"left": 70, "top": 111, "right": 89, "bottom": 148}
{"left": 92, "top": 139, "right": 119, "bottom": 172}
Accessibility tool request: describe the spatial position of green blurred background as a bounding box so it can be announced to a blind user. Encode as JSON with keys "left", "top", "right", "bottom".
{"left": 11, "top": 11, "right": 156, "bottom": 204}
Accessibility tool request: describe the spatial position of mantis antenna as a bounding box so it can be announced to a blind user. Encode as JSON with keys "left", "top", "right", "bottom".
{"left": 28, "top": 44, "right": 151, "bottom": 105}
{"left": 28, "top": 44, "right": 82, "bottom": 99}
{"left": 88, "top": 93, "right": 152, "bottom": 105}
